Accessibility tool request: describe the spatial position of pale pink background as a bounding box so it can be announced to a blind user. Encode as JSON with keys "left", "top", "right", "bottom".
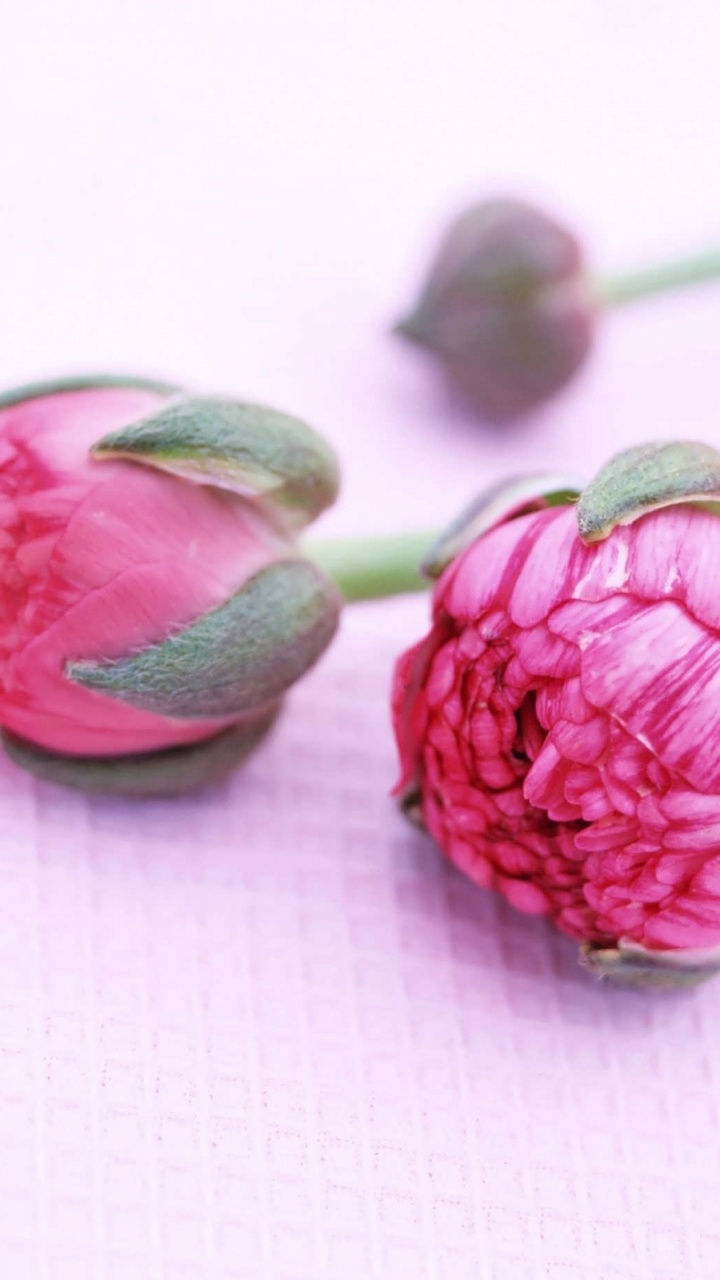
{"left": 1, "top": 3, "right": 720, "bottom": 1277}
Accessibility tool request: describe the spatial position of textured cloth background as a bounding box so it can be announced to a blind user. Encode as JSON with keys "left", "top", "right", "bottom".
{"left": 2, "top": 3, "right": 720, "bottom": 1277}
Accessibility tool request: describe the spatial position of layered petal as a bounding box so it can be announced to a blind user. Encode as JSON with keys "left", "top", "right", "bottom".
{"left": 393, "top": 497, "right": 720, "bottom": 953}
{"left": 578, "top": 599, "right": 720, "bottom": 792}
{"left": 0, "top": 382, "right": 325, "bottom": 761}
{"left": 2, "top": 560, "right": 242, "bottom": 755}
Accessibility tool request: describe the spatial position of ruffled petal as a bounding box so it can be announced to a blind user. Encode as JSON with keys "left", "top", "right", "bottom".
{"left": 507, "top": 508, "right": 583, "bottom": 627}
{"left": 440, "top": 508, "right": 552, "bottom": 623}
{"left": 625, "top": 506, "right": 720, "bottom": 631}
{"left": 579, "top": 599, "right": 720, "bottom": 792}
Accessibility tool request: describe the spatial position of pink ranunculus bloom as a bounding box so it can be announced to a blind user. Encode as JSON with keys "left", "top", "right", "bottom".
{"left": 0, "top": 379, "right": 340, "bottom": 773}
{"left": 393, "top": 502, "right": 720, "bottom": 955}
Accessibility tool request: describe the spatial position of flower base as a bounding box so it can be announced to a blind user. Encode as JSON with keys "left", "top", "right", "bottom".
{"left": 580, "top": 941, "right": 720, "bottom": 990}
{"left": 1, "top": 710, "right": 280, "bottom": 796}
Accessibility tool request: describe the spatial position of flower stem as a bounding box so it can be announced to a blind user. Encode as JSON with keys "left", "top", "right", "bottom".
{"left": 304, "top": 531, "right": 435, "bottom": 603}
{"left": 596, "top": 249, "right": 720, "bottom": 308}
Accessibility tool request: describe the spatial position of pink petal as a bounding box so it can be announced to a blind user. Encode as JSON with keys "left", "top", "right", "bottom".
{"left": 601, "top": 770, "right": 638, "bottom": 818}
{"left": 574, "top": 816, "right": 638, "bottom": 853}
{"left": 662, "top": 823, "right": 720, "bottom": 851}
{"left": 535, "top": 677, "right": 593, "bottom": 727}
{"left": 448, "top": 838, "right": 495, "bottom": 888}
{"left": 52, "top": 469, "right": 280, "bottom": 602}
{"left": 507, "top": 508, "right": 582, "bottom": 627}
{"left": 557, "top": 903, "right": 603, "bottom": 939}
{"left": 578, "top": 786, "right": 615, "bottom": 822}
{"left": 391, "top": 627, "right": 444, "bottom": 792}
{"left": 606, "top": 741, "right": 648, "bottom": 790}
{"left": 654, "top": 851, "right": 707, "bottom": 886}
{"left": 0, "top": 560, "right": 242, "bottom": 755}
{"left": 511, "top": 625, "right": 578, "bottom": 678}
{"left": 548, "top": 594, "right": 640, "bottom": 644}
{"left": 493, "top": 841, "right": 540, "bottom": 876}
{"left": 549, "top": 716, "right": 609, "bottom": 766}
{"left": 598, "top": 903, "right": 647, "bottom": 933}
{"left": 635, "top": 794, "right": 668, "bottom": 834}
{"left": 425, "top": 639, "right": 461, "bottom": 708}
{"left": 498, "top": 877, "right": 550, "bottom": 916}
{"left": 625, "top": 506, "right": 720, "bottom": 631}
{"left": 568, "top": 526, "right": 633, "bottom": 600}
{"left": 522, "top": 738, "right": 566, "bottom": 809}
{"left": 494, "top": 787, "right": 530, "bottom": 819}
{"left": 1, "top": 387, "right": 164, "bottom": 480}
{"left": 660, "top": 790, "right": 720, "bottom": 825}
{"left": 578, "top": 599, "right": 720, "bottom": 792}
{"left": 643, "top": 909, "right": 720, "bottom": 950}
{"left": 439, "top": 508, "right": 551, "bottom": 624}
{"left": 690, "top": 856, "right": 720, "bottom": 894}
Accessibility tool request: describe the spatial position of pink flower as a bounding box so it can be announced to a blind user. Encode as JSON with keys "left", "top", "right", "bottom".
{"left": 0, "top": 377, "right": 340, "bottom": 790}
{"left": 392, "top": 473, "right": 720, "bottom": 973}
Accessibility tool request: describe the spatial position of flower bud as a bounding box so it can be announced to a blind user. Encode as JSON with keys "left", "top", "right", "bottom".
{"left": 395, "top": 199, "right": 595, "bottom": 421}
{"left": 0, "top": 376, "right": 341, "bottom": 793}
{"left": 392, "top": 441, "right": 720, "bottom": 987}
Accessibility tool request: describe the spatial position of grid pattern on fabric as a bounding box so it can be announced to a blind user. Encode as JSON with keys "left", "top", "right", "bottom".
{"left": 0, "top": 597, "right": 717, "bottom": 1280}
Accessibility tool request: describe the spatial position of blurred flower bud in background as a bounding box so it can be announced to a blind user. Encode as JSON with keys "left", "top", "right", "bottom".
{"left": 395, "top": 197, "right": 720, "bottom": 423}
{"left": 395, "top": 199, "right": 594, "bottom": 421}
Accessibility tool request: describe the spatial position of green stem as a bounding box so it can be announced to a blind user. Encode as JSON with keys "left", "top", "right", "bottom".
{"left": 596, "top": 249, "right": 720, "bottom": 308}
{"left": 304, "top": 531, "right": 435, "bottom": 603}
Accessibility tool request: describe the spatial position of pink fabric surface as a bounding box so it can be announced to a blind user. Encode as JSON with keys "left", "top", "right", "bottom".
{"left": 2, "top": 3, "right": 720, "bottom": 1277}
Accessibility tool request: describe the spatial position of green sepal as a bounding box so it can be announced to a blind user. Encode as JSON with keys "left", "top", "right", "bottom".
{"left": 577, "top": 440, "right": 720, "bottom": 543}
{"left": 398, "top": 784, "right": 425, "bottom": 829}
{"left": 394, "top": 312, "right": 432, "bottom": 346}
{"left": 580, "top": 941, "right": 720, "bottom": 990}
{"left": 0, "top": 373, "right": 180, "bottom": 410}
{"left": 422, "top": 473, "right": 582, "bottom": 578}
{"left": 1, "top": 708, "right": 280, "bottom": 796}
{"left": 67, "top": 559, "right": 340, "bottom": 719}
{"left": 92, "top": 396, "right": 340, "bottom": 532}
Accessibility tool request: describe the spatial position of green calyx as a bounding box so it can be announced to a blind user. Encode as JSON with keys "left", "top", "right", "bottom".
{"left": 577, "top": 441, "right": 720, "bottom": 543}
{"left": 422, "top": 473, "right": 582, "bottom": 578}
{"left": 1, "top": 380, "right": 341, "bottom": 536}
{"left": 580, "top": 941, "right": 720, "bottom": 990}
{"left": 0, "top": 373, "right": 181, "bottom": 410}
{"left": 93, "top": 396, "right": 340, "bottom": 534}
{"left": 2, "top": 709, "right": 280, "bottom": 795}
{"left": 389, "top": 439, "right": 720, "bottom": 588}
{"left": 67, "top": 559, "right": 341, "bottom": 720}
{"left": 434, "top": 441, "right": 720, "bottom": 557}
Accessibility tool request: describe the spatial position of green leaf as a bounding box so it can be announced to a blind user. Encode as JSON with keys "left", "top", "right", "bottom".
{"left": 67, "top": 559, "right": 341, "bottom": 719}
{"left": 577, "top": 440, "right": 720, "bottom": 543}
{"left": 92, "top": 396, "right": 340, "bottom": 531}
